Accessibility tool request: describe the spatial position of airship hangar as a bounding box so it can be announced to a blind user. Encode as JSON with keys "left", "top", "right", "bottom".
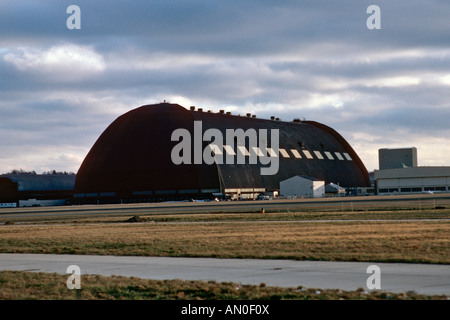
{"left": 2, "top": 102, "right": 450, "bottom": 207}
{"left": 71, "top": 102, "right": 370, "bottom": 204}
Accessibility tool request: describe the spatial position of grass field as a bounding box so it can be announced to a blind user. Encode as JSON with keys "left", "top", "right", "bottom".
{"left": 1, "top": 208, "right": 449, "bottom": 263}
{"left": 1, "top": 270, "right": 447, "bottom": 300}
{"left": 1, "top": 199, "right": 449, "bottom": 300}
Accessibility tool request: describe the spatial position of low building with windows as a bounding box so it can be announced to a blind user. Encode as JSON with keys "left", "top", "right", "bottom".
{"left": 374, "top": 167, "right": 450, "bottom": 195}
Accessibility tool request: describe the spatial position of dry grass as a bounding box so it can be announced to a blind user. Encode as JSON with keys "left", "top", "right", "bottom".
{"left": 1, "top": 218, "right": 449, "bottom": 263}
{"left": 0, "top": 271, "right": 446, "bottom": 300}
{"left": 1, "top": 206, "right": 449, "bottom": 300}
{"left": 1, "top": 207, "right": 448, "bottom": 225}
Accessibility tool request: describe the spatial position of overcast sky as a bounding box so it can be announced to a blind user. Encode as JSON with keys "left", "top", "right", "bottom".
{"left": 1, "top": 0, "right": 449, "bottom": 174}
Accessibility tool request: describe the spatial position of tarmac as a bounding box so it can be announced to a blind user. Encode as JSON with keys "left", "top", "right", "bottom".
{"left": 0, "top": 253, "right": 449, "bottom": 295}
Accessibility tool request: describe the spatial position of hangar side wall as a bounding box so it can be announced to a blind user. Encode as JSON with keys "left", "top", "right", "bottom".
{"left": 375, "top": 167, "right": 450, "bottom": 194}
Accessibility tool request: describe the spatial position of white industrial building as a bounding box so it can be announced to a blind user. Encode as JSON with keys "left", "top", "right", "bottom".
{"left": 374, "top": 167, "right": 450, "bottom": 195}
{"left": 374, "top": 147, "right": 450, "bottom": 195}
{"left": 280, "top": 175, "right": 325, "bottom": 198}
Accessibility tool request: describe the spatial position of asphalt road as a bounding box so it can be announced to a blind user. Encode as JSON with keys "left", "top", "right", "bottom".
{"left": 1, "top": 253, "right": 449, "bottom": 296}
{"left": 1, "top": 193, "right": 449, "bottom": 220}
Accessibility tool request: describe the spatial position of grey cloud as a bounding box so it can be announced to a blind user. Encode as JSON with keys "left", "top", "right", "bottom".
{"left": 1, "top": 0, "right": 450, "bottom": 173}
{"left": 2, "top": 1, "right": 447, "bottom": 55}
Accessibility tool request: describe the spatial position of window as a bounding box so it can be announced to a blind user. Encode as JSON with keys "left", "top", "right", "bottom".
{"left": 179, "top": 189, "right": 199, "bottom": 194}
{"left": 155, "top": 190, "right": 176, "bottom": 195}
{"left": 85, "top": 193, "right": 98, "bottom": 197}
{"left": 223, "top": 145, "right": 236, "bottom": 156}
{"left": 401, "top": 188, "right": 411, "bottom": 193}
{"left": 290, "top": 149, "right": 302, "bottom": 158}
{"left": 335, "top": 152, "right": 344, "bottom": 160}
{"left": 302, "top": 150, "right": 314, "bottom": 159}
{"left": 251, "top": 147, "right": 264, "bottom": 157}
{"left": 133, "top": 191, "right": 152, "bottom": 196}
{"left": 100, "top": 192, "right": 116, "bottom": 197}
{"left": 266, "top": 148, "right": 278, "bottom": 157}
{"left": 324, "top": 151, "right": 334, "bottom": 160}
{"left": 313, "top": 151, "right": 324, "bottom": 159}
{"left": 207, "top": 144, "right": 222, "bottom": 155}
{"left": 201, "top": 189, "right": 220, "bottom": 193}
{"left": 237, "top": 146, "right": 250, "bottom": 156}
{"left": 279, "top": 148, "right": 290, "bottom": 158}
{"left": 343, "top": 152, "right": 353, "bottom": 161}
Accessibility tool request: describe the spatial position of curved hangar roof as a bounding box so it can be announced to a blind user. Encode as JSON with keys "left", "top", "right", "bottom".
{"left": 74, "top": 103, "right": 370, "bottom": 199}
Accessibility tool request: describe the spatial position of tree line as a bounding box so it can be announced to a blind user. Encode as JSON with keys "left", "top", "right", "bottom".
{"left": 2, "top": 169, "right": 75, "bottom": 175}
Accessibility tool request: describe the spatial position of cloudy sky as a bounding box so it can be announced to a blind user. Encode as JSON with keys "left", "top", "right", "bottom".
{"left": 1, "top": 0, "right": 449, "bottom": 174}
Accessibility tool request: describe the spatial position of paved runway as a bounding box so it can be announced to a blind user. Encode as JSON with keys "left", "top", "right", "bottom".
{"left": 1, "top": 193, "right": 449, "bottom": 219}
{"left": 0, "top": 253, "right": 449, "bottom": 295}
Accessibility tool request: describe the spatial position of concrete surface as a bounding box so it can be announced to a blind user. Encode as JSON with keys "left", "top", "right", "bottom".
{"left": 0, "top": 253, "right": 449, "bottom": 295}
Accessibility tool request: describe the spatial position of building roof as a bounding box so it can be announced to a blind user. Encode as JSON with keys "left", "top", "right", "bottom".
{"left": 327, "top": 182, "right": 346, "bottom": 189}
{"left": 325, "top": 183, "right": 346, "bottom": 192}
{"left": 280, "top": 175, "right": 323, "bottom": 182}
{"left": 0, "top": 174, "right": 76, "bottom": 191}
